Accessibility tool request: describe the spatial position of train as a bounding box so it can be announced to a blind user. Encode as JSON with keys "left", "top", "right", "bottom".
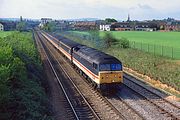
{"left": 40, "top": 31, "right": 123, "bottom": 91}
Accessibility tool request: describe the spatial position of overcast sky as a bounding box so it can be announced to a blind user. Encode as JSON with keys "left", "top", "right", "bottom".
{"left": 0, "top": 0, "right": 180, "bottom": 20}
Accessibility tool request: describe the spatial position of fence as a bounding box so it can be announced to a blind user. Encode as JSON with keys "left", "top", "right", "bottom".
{"left": 129, "top": 41, "right": 180, "bottom": 59}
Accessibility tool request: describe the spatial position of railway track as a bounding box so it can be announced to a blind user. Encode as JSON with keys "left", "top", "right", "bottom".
{"left": 35, "top": 31, "right": 101, "bottom": 120}
{"left": 122, "top": 74, "right": 180, "bottom": 120}
{"left": 38, "top": 31, "right": 144, "bottom": 120}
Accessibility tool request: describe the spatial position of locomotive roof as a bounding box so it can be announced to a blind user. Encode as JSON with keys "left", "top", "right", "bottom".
{"left": 50, "top": 33, "right": 81, "bottom": 48}
{"left": 75, "top": 45, "right": 121, "bottom": 64}
{"left": 61, "top": 38, "right": 80, "bottom": 48}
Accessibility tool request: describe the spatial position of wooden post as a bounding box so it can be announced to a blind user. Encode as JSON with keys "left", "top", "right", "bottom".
{"left": 154, "top": 44, "right": 155, "bottom": 55}
{"left": 172, "top": 47, "right": 174, "bottom": 59}
{"left": 162, "top": 45, "right": 163, "bottom": 56}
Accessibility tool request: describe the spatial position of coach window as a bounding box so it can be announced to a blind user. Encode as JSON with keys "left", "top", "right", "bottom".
{"left": 58, "top": 41, "right": 61, "bottom": 46}
{"left": 93, "top": 63, "right": 98, "bottom": 70}
{"left": 69, "top": 49, "right": 72, "bottom": 54}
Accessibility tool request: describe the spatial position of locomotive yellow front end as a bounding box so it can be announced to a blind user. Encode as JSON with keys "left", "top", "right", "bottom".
{"left": 98, "top": 63, "right": 123, "bottom": 90}
{"left": 99, "top": 71, "right": 123, "bottom": 84}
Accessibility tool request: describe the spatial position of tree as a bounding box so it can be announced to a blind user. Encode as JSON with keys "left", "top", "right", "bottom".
{"left": 43, "top": 22, "right": 56, "bottom": 32}
{"left": 105, "top": 18, "right": 117, "bottom": 23}
{"left": 88, "top": 30, "right": 103, "bottom": 49}
{"left": 16, "top": 22, "right": 26, "bottom": 32}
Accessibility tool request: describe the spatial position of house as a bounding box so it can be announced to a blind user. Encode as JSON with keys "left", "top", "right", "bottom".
{"left": 41, "top": 18, "right": 52, "bottom": 25}
{"left": 0, "top": 23, "right": 4, "bottom": 31}
{"left": 0, "top": 22, "right": 16, "bottom": 31}
{"left": 100, "top": 24, "right": 111, "bottom": 31}
{"left": 165, "top": 25, "right": 180, "bottom": 31}
{"left": 74, "top": 21, "right": 98, "bottom": 30}
{"left": 39, "top": 18, "right": 52, "bottom": 28}
{"left": 164, "top": 21, "right": 180, "bottom": 31}
{"left": 135, "top": 22, "right": 157, "bottom": 31}
{"left": 111, "top": 22, "right": 133, "bottom": 31}
{"left": 54, "top": 20, "right": 70, "bottom": 31}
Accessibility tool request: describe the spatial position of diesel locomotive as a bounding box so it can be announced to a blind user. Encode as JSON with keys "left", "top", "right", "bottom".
{"left": 41, "top": 31, "right": 123, "bottom": 90}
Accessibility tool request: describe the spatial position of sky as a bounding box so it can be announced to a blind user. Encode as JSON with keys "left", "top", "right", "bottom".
{"left": 0, "top": 0, "right": 180, "bottom": 20}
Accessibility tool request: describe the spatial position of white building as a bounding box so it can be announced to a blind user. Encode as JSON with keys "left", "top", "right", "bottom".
{"left": 39, "top": 18, "right": 52, "bottom": 28}
{"left": 38, "top": 23, "right": 44, "bottom": 29}
{"left": 100, "top": 24, "right": 111, "bottom": 31}
{"left": 0, "top": 23, "right": 4, "bottom": 31}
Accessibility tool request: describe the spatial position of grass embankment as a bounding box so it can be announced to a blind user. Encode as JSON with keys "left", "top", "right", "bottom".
{"left": 58, "top": 31, "right": 180, "bottom": 98}
{"left": 0, "top": 32, "right": 52, "bottom": 119}
{"left": 0, "top": 31, "right": 14, "bottom": 38}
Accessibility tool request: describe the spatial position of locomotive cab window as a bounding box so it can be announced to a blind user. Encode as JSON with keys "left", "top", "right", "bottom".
{"left": 111, "top": 64, "right": 122, "bottom": 71}
{"left": 100, "top": 64, "right": 122, "bottom": 71}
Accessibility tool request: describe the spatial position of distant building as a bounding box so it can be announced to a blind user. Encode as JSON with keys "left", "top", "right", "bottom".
{"left": 127, "top": 14, "right": 130, "bottom": 22}
{"left": 135, "top": 22, "right": 157, "bottom": 31}
{"left": 110, "top": 21, "right": 158, "bottom": 31}
{"left": 41, "top": 18, "right": 52, "bottom": 25}
{"left": 0, "top": 23, "right": 4, "bottom": 31}
{"left": 0, "top": 22, "right": 16, "bottom": 31}
{"left": 100, "top": 24, "right": 111, "bottom": 31}
{"left": 39, "top": 18, "right": 52, "bottom": 28}
{"left": 111, "top": 22, "right": 133, "bottom": 31}
{"left": 20, "top": 16, "right": 23, "bottom": 22}
{"left": 74, "top": 21, "right": 98, "bottom": 30}
{"left": 164, "top": 21, "right": 180, "bottom": 31}
{"left": 54, "top": 20, "right": 70, "bottom": 31}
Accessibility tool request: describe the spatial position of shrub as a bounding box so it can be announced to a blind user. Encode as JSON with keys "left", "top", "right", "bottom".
{"left": 119, "top": 37, "right": 130, "bottom": 48}
{"left": 103, "top": 32, "right": 119, "bottom": 48}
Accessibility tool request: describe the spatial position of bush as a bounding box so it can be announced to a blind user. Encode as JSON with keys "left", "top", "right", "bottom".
{"left": 119, "top": 37, "right": 130, "bottom": 48}
{"left": 103, "top": 32, "right": 118, "bottom": 48}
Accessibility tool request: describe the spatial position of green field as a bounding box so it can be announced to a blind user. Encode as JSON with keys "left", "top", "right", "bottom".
{"left": 0, "top": 31, "right": 14, "bottom": 38}
{"left": 101, "top": 31, "right": 180, "bottom": 48}
{"left": 71, "top": 31, "right": 180, "bottom": 59}
{"left": 71, "top": 31, "right": 180, "bottom": 48}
